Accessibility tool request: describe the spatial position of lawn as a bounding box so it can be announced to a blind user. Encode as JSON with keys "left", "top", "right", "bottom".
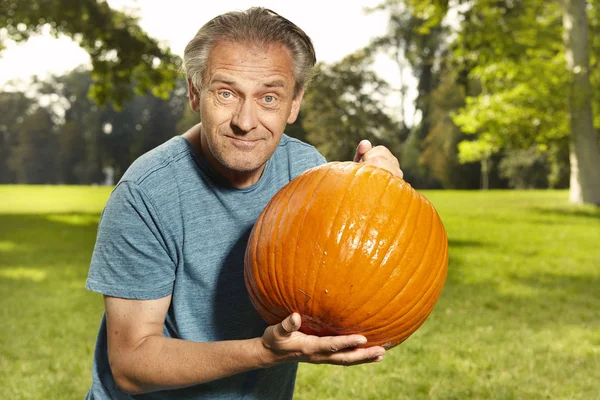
{"left": 1, "top": 186, "right": 598, "bottom": 399}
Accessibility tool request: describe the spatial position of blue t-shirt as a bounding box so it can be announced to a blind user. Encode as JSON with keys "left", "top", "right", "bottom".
{"left": 85, "top": 135, "right": 326, "bottom": 399}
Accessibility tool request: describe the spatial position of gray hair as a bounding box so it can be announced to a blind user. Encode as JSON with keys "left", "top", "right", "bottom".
{"left": 183, "top": 7, "right": 317, "bottom": 96}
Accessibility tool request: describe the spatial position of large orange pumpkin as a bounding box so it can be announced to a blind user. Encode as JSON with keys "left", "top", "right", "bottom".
{"left": 244, "top": 161, "right": 448, "bottom": 349}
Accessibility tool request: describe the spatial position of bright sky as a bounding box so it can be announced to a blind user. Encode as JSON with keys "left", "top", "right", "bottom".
{"left": 0, "top": 0, "right": 416, "bottom": 118}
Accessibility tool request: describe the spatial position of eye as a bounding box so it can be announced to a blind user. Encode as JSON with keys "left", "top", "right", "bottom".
{"left": 261, "top": 95, "right": 279, "bottom": 107}
{"left": 220, "top": 91, "right": 233, "bottom": 99}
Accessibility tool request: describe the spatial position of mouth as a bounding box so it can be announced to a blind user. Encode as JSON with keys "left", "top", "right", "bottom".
{"left": 225, "top": 135, "right": 264, "bottom": 150}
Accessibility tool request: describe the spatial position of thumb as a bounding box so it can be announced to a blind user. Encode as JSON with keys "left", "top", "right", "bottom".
{"left": 353, "top": 139, "right": 373, "bottom": 163}
{"left": 277, "top": 313, "right": 302, "bottom": 336}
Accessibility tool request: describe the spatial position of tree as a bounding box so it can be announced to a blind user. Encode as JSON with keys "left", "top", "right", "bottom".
{"left": 7, "top": 105, "right": 58, "bottom": 183}
{"left": 99, "top": 78, "right": 187, "bottom": 180}
{"left": 1, "top": 0, "right": 181, "bottom": 108}
{"left": 367, "top": 1, "right": 484, "bottom": 188}
{"left": 559, "top": 0, "right": 600, "bottom": 203}
{"left": 442, "top": 0, "right": 600, "bottom": 204}
{"left": 0, "top": 67, "right": 189, "bottom": 184}
{"left": 57, "top": 120, "right": 87, "bottom": 184}
{"left": 0, "top": 91, "right": 34, "bottom": 183}
{"left": 367, "top": 1, "right": 447, "bottom": 142}
{"left": 38, "top": 68, "right": 107, "bottom": 183}
{"left": 420, "top": 68, "right": 481, "bottom": 189}
{"left": 301, "top": 52, "right": 401, "bottom": 162}
{"left": 498, "top": 147, "right": 550, "bottom": 189}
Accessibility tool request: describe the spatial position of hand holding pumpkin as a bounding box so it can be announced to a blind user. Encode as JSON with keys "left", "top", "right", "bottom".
{"left": 353, "top": 139, "right": 403, "bottom": 179}
{"left": 259, "top": 313, "right": 386, "bottom": 367}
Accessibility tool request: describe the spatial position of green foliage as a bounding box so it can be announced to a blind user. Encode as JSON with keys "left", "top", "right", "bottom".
{"left": 283, "top": 111, "right": 308, "bottom": 142}
{"left": 176, "top": 102, "right": 200, "bottom": 135}
{"left": 302, "top": 52, "right": 401, "bottom": 161}
{"left": 449, "top": 0, "right": 599, "bottom": 168}
{"left": 2, "top": 187, "right": 599, "bottom": 399}
{"left": 453, "top": 53, "right": 570, "bottom": 150}
{"left": 0, "top": 0, "right": 181, "bottom": 108}
{"left": 370, "top": 0, "right": 449, "bottom": 35}
{"left": 457, "top": 139, "right": 497, "bottom": 164}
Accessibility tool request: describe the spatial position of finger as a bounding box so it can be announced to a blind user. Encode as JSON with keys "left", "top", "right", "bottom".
{"left": 276, "top": 313, "right": 301, "bottom": 336}
{"left": 360, "top": 145, "right": 391, "bottom": 160}
{"left": 353, "top": 139, "right": 373, "bottom": 162}
{"left": 306, "top": 334, "right": 368, "bottom": 354}
{"left": 318, "top": 346, "right": 386, "bottom": 366}
{"left": 360, "top": 146, "right": 403, "bottom": 178}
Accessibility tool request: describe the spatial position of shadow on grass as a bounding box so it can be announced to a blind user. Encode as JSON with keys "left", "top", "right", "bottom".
{"left": 448, "top": 238, "right": 490, "bottom": 248}
{"left": 528, "top": 206, "right": 600, "bottom": 220}
{"left": 0, "top": 212, "right": 101, "bottom": 282}
{"left": 440, "top": 254, "right": 600, "bottom": 332}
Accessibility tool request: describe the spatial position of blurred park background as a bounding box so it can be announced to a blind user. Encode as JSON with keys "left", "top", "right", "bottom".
{"left": 1, "top": 0, "right": 599, "bottom": 399}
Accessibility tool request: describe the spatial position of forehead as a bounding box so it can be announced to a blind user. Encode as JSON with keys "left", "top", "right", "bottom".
{"left": 205, "top": 41, "right": 295, "bottom": 87}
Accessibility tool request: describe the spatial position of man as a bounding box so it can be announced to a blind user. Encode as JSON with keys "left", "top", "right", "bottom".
{"left": 85, "top": 7, "right": 402, "bottom": 399}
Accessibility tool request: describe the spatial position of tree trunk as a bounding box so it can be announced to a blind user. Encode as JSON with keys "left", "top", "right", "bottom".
{"left": 562, "top": 0, "right": 600, "bottom": 205}
{"left": 481, "top": 157, "right": 490, "bottom": 190}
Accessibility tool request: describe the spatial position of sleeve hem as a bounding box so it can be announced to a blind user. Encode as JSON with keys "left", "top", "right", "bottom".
{"left": 85, "top": 278, "right": 174, "bottom": 300}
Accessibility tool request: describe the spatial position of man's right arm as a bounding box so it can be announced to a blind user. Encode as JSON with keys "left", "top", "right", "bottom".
{"left": 105, "top": 295, "right": 385, "bottom": 395}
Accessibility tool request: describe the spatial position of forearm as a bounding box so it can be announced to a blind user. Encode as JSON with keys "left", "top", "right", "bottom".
{"left": 111, "top": 335, "right": 270, "bottom": 395}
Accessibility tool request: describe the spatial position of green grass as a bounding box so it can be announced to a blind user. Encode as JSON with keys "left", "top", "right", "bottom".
{"left": 0, "top": 185, "right": 112, "bottom": 399}
{"left": 1, "top": 186, "right": 599, "bottom": 399}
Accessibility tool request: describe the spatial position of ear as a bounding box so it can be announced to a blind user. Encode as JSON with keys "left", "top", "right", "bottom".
{"left": 188, "top": 78, "right": 200, "bottom": 113}
{"left": 286, "top": 90, "right": 304, "bottom": 124}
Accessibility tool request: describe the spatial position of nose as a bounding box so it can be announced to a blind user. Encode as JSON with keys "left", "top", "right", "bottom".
{"left": 231, "top": 98, "right": 258, "bottom": 133}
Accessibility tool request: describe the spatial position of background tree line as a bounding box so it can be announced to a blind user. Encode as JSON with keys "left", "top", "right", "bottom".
{"left": 1, "top": 0, "right": 599, "bottom": 202}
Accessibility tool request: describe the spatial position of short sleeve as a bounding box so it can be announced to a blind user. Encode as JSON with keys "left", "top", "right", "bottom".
{"left": 86, "top": 181, "right": 176, "bottom": 300}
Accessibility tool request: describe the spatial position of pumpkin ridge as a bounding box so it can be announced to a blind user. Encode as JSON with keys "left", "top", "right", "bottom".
{"left": 306, "top": 170, "right": 355, "bottom": 324}
{"left": 310, "top": 164, "right": 383, "bottom": 325}
{"left": 372, "top": 225, "right": 447, "bottom": 343}
{"left": 372, "top": 246, "right": 447, "bottom": 347}
{"left": 332, "top": 186, "right": 413, "bottom": 321}
{"left": 336, "top": 187, "right": 419, "bottom": 320}
{"left": 352, "top": 193, "right": 426, "bottom": 329}
{"left": 270, "top": 174, "right": 308, "bottom": 319}
{"left": 362, "top": 214, "right": 447, "bottom": 343}
{"left": 325, "top": 168, "right": 395, "bottom": 322}
{"left": 246, "top": 212, "right": 280, "bottom": 324}
{"left": 367, "top": 200, "right": 439, "bottom": 325}
{"left": 252, "top": 203, "right": 282, "bottom": 321}
{"left": 281, "top": 169, "right": 325, "bottom": 317}
{"left": 281, "top": 172, "right": 318, "bottom": 317}
{"left": 290, "top": 166, "right": 336, "bottom": 315}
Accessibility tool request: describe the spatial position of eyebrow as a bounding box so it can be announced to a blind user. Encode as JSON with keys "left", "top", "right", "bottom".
{"left": 263, "top": 80, "right": 286, "bottom": 88}
{"left": 210, "top": 77, "right": 235, "bottom": 86}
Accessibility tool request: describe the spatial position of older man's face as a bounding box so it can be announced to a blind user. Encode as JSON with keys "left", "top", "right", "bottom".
{"left": 189, "top": 41, "right": 303, "bottom": 187}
